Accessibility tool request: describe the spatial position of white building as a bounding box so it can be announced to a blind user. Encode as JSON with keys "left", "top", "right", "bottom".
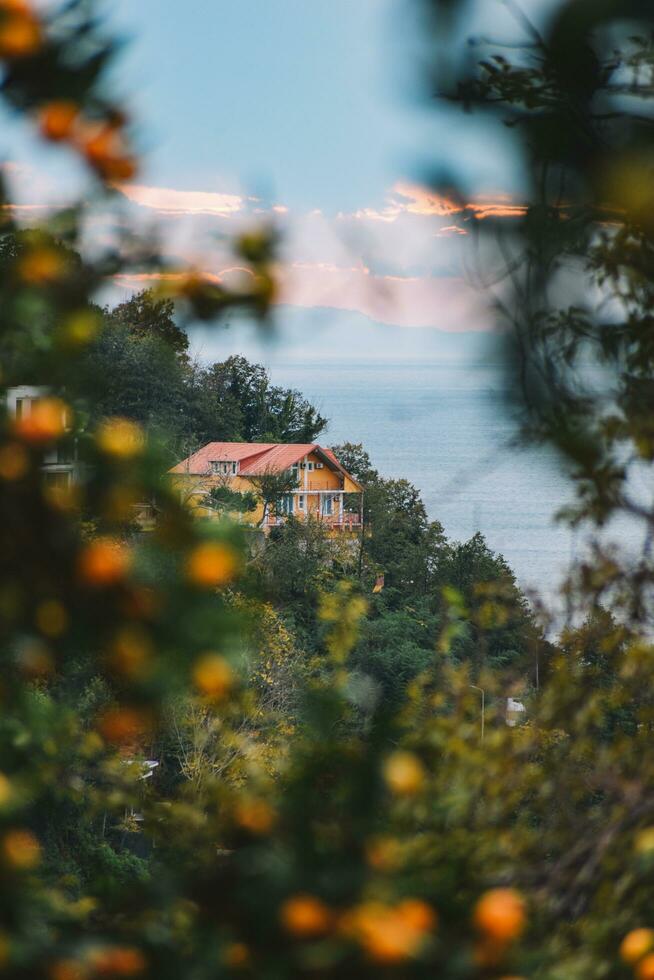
{"left": 6, "top": 385, "right": 81, "bottom": 488}
{"left": 506, "top": 697, "right": 527, "bottom": 727}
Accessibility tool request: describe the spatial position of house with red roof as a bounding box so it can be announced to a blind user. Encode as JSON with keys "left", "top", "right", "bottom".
{"left": 169, "top": 442, "right": 363, "bottom": 531}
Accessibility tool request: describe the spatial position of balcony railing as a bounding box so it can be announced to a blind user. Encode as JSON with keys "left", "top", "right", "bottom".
{"left": 265, "top": 511, "right": 362, "bottom": 529}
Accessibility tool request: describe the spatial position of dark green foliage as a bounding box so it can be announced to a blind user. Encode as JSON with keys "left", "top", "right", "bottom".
{"left": 306, "top": 443, "right": 540, "bottom": 693}
{"left": 80, "top": 325, "right": 327, "bottom": 459}
{"left": 249, "top": 517, "right": 349, "bottom": 637}
{"left": 248, "top": 467, "right": 300, "bottom": 526}
{"left": 106, "top": 291, "right": 190, "bottom": 359}
{"left": 434, "top": 532, "right": 540, "bottom": 677}
{"left": 79, "top": 322, "right": 188, "bottom": 443}
{"left": 351, "top": 597, "right": 440, "bottom": 705}
{"left": 332, "top": 442, "right": 448, "bottom": 600}
{"left": 207, "top": 485, "right": 258, "bottom": 514}
{"left": 204, "top": 355, "right": 327, "bottom": 443}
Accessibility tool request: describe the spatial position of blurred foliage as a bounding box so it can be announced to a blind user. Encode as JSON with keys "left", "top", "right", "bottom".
{"left": 414, "top": 0, "right": 654, "bottom": 975}
{"left": 0, "top": 1, "right": 653, "bottom": 979}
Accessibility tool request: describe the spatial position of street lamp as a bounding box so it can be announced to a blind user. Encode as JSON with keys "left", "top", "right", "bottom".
{"left": 470, "top": 685, "right": 485, "bottom": 743}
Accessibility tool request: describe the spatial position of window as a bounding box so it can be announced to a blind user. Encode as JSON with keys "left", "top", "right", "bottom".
{"left": 43, "top": 471, "right": 71, "bottom": 489}
{"left": 279, "top": 495, "right": 294, "bottom": 516}
{"left": 15, "top": 398, "right": 26, "bottom": 419}
{"left": 321, "top": 495, "right": 333, "bottom": 516}
{"left": 298, "top": 495, "right": 305, "bottom": 509}
{"left": 211, "top": 461, "right": 237, "bottom": 476}
{"left": 307, "top": 462, "right": 314, "bottom": 471}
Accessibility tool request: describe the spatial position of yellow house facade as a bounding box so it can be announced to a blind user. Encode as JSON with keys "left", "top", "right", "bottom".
{"left": 169, "top": 442, "right": 363, "bottom": 531}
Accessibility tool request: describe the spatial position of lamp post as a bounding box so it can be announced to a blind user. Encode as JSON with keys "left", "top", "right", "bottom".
{"left": 470, "top": 685, "right": 485, "bottom": 743}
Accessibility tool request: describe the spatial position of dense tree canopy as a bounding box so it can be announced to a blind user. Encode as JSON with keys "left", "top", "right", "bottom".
{"left": 76, "top": 294, "right": 327, "bottom": 457}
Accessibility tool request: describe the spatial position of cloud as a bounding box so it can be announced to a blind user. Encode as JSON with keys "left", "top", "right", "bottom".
{"left": 344, "top": 182, "right": 526, "bottom": 225}
{"left": 5, "top": 165, "right": 512, "bottom": 330}
{"left": 0, "top": 203, "right": 65, "bottom": 212}
{"left": 112, "top": 261, "right": 485, "bottom": 330}
{"left": 276, "top": 261, "right": 485, "bottom": 330}
{"left": 108, "top": 178, "right": 509, "bottom": 329}
{"left": 118, "top": 183, "right": 247, "bottom": 217}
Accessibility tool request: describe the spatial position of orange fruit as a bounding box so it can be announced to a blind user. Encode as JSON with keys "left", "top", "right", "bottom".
{"left": 78, "top": 122, "right": 138, "bottom": 182}
{"left": 192, "top": 653, "right": 233, "bottom": 699}
{"left": 86, "top": 946, "right": 146, "bottom": 976}
{"left": 0, "top": 442, "right": 28, "bottom": 480}
{"left": 98, "top": 707, "right": 151, "bottom": 746}
{"left": 223, "top": 943, "right": 249, "bottom": 968}
{"left": 37, "top": 100, "right": 79, "bottom": 142}
{"left": 638, "top": 954, "right": 654, "bottom": 980}
{"left": 18, "top": 246, "right": 66, "bottom": 284}
{"left": 280, "top": 895, "right": 332, "bottom": 938}
{"left": 101, "top": 154, "right": 138, "bottom": 183}
{"left": 344, "top": 900, "right": 434, "bottom": 963}
{"left": 0, "top": 9, "right": 41, "bottom": 59}
{"left": 186, "top": 541, "right": 238, "bottom": 588}
{"left": 621, "top": 928, "right": 654, "bottom": 965}
{"left": 473, "top": 888, "right": 526, "bottom": 943}
{"left": 383, "top": 750, "right": 425, "bottom": 796}
{"left": 396, "top": 898, "right": 437, "bottom": 934}
{"left": 13, "top": 397, "right": 67, "bottom": 443}
{"left": 365, "top": 834, "right": 402, "bottom": 871}
{"left": 2, "top": 829, "right": 41, "bottom": 869}
{"left": 79, "top": 122, "right": 121, "bottom": 161}
{"left": 78, "top": 538, "right": 130, "bottom": 587}
{"left": 96, "top": 417, "right": 144, "bottom": 458}
{"left": 233, "top": 798, "right": 276, "bottom": 835}
{"left": 0, "top": 1, "right": 32, "bottom": 13}
{"left": 49, "top": 959, "right": 88, "bottom": 980}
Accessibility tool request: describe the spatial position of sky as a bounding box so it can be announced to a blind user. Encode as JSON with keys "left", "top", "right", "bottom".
{"left": 1, "top": 0, "right": 551, "bottom": 331}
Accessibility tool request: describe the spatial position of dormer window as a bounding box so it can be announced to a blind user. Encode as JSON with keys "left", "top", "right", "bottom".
{"left": 211, "top": 460, "right": 238, "bottom": 475}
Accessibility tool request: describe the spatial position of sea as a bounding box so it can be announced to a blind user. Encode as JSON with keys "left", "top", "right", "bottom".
{"left": 261, "top": 358, "right": 645, "bottom": 612}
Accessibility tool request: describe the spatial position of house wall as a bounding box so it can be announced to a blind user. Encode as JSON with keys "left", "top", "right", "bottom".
{"left": 170, "top": 450, "right": 359, "bottom": 527}
{"left": 6, "top": 385, "right": 48, "bottom": 416}
{"left": 170, "top": 473, "right": 266, "bottom": 523}
{"left": 6, "top": 386, "right": 81, "bottom": 487}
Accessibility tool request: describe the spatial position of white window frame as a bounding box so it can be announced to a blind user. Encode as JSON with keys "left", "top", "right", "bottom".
{"left": 211, "top": 460, "right": 238, "bottom": 476}
{"left": 297, "top": 494, "right": 305, "bottom": 510}
{"left": 321, "top": 494, "right": 333, "bottom": 516}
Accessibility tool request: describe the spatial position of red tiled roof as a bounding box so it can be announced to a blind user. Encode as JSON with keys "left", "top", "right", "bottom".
{"left": 168, "top": 442, "right": 273, "bottom": 475}
{"left": 239, "top": 444, "right": 315, "bottom": 475}
{"left": 169, "top": 441, "right": 361, "bottom": 489}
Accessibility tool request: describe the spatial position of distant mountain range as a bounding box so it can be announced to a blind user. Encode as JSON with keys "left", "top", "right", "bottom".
{"left": 190, "top": 306, "right": 503, "bottom": 367}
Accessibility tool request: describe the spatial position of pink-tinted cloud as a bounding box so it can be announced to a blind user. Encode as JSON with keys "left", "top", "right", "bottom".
{"left": 344, "top": 181, "right": 526, "bottom": 225}
{"left": 276, "top": 261, "right": 485, "bottom": 330}
{"left": 119, "top": 183, "right": 246, "bottom": 217}
{"left": 113, "top": 261, "right": 485, "bottom": 330}
{"left": 5, "top": 163, "right": 511, "bottom": 330}
{"left": 0, "top": 203, "right": 66, "bottom": 212}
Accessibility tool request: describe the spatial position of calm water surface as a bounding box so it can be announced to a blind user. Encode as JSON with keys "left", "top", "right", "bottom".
{"left": 266, "top": 359, "right": 641, "bottom": 604}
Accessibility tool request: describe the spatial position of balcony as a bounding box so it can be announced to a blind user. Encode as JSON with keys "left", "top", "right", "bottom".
{"left": 264, "top": 511, "right": 362, "bottom": 530}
